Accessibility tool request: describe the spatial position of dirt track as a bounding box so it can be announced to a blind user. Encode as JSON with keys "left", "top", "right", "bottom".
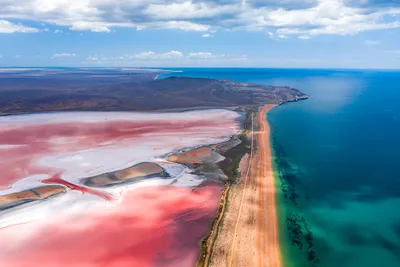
{"left": 205, "top": 105, "right": 281, "bottom": 267}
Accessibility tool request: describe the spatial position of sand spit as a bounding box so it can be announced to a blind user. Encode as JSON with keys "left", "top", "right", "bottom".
{"left": 204, "top": 105, "right": 281, "bottom": 267}
{"left": 256, "top": 105, "right": 281, "bottom": 267}
{"left": 0, "top": 186, "right": 66, "bottom": 210}
{"left": 82, "top": 162, "right": 168, "bottom": 187}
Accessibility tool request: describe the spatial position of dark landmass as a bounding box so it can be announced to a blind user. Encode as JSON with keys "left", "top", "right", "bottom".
{"left": 0, "top": 69, "right": 307, "bottom": 115}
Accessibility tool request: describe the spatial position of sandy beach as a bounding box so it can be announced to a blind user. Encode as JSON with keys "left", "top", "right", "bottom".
{"left": 204, "top": 104, "right": 281, "bottom": 267}
{"left": 256, "top": 104, "right": 281, "bottom": 267}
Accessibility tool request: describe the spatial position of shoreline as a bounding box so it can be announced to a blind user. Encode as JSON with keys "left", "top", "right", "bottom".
{"left": 198, "top": 104, "right": 282, "bottom": 267}
{"left": 256, "top": 104, "right": 282, "bottom": 267}
{"left": 197, "top": 183, "right": 231, "bottom": 267}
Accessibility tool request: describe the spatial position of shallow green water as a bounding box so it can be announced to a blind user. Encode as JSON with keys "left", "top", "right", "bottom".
{"left": 266, "top": 70, "right": 400, "bottom": 267}
{"left": 161, "top": 68, "right": 400, "bottom": 267}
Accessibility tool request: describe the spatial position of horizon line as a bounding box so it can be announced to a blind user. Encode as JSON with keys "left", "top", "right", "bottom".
{"left": 0, "top": 66, "right": 400, "bottom": 71}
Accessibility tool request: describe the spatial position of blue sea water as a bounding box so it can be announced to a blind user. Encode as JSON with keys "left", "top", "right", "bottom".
{"left": 161, "top": 68, "right": 400, "bottom": 267}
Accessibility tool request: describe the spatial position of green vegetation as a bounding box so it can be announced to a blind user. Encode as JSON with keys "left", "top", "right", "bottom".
{"left": 218, "top": 107, "right": 257, "bottom": 183}
{"left": 196, "top": 184, "right": 230, "bottom": 267}
{"left": 197, "top": 108, "right": 257, "bottom": 267}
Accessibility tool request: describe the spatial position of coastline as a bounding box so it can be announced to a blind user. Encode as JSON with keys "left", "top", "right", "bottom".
{"left": 256, "top": 104, "right": 282, "bottom": 267}
{"left": 198, "top": 104, "right": 282, "bottom": 267}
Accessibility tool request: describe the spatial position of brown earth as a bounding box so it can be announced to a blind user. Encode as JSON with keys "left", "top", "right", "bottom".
{"left": 0, "top": 185, "right": 66, "bottom": 208}
{"left": 82, "top": 162, "right": 166, "bottom": 187}
{"left": 168, "top": 146, "right": 220, "bottom": 164}
{"left": 205, "top": 105, "right": 281, "bottom": 267}
{"left": 114, "top": 162, "right": 165, "bottom": 180}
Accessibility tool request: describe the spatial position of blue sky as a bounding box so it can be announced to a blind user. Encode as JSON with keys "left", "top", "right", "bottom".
{"left": 0, "top": 0, "right": 399, "bottom": 69}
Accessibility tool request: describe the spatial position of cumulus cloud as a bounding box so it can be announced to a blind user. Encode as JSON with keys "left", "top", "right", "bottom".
{"left": 0, "top": 19, "right": 39, "bottom": 33}
{"left": 3, "top": 0, "right": 398, "bottom": 36}
{"left": 51, "top": 53, "right": 76, "bottom": 58}
{"left": 144, "top": 1, "right": 236, "bottom": 20}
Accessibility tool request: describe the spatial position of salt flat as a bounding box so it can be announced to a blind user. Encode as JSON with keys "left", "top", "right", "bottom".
{"left": 0, "top": 109, "right": 240, "bottom": 267}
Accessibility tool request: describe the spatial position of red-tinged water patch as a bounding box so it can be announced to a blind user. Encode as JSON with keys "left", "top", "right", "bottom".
{"left": 0, "top": 113, "right": 238, "bottom": 189}
{"left": 0, "top": 182, "right": 222, "bottom": 267}
{"left": 42, "top": 173, "right": 114, "bottom": 201}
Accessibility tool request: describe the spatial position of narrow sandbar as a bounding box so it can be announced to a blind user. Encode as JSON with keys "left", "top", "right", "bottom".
{"left": 256, "top": 105, "right": 281, "bottom": 267}
{"left": 201, "top": 105, "right": 281, "bottom": 267}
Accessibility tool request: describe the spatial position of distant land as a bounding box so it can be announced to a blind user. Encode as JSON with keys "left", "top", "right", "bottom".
{"left": 0, "top": 68, "right": 307, "bottom": 115}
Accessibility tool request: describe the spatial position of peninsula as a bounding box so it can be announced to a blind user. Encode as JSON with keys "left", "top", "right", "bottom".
{"left": 0, "top": 68, "right": 307, "bottom": 115}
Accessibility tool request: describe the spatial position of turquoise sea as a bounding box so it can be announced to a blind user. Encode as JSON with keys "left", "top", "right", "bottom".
{"left": 161, "top": 68, "right": 400, "bottom": 267}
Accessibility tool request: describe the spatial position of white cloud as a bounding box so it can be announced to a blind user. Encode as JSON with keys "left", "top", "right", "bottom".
{"left": 188, "top": 52, "right": 218, "bottom": 58}
{"left": 70, "top": 21, "right": 112, "bottom": 33}
{"left": 267, "top": 31, "right": 278, "bottom": 40}
{"left": 81, "top": 50, "right": 245, "bottom": 65}
{"left": 268, "top": 31, "right": 289, "bottom": 40}
{"left": 3, "top": 0, "right": 397, "bottom": 36}
{"left": 202, "top": 33, "right": 214, "bottom": 37}
{"left": 54, "top": 29, "right": 63, "bottom": 33}
{"left": 298, "top": 35, "right": 311, "bottom": 39}
{"left": 144, "top": 1, "right": 236, "bottom": 20}
{"left": 161, "top": 21, "right": 209, "bottom": 31}
{"left": 0, "top": 19, "right": 39, "bottom": 33}
{"left": 51, "top": 53, "right": 76, "bottom": 58}
{"left": 364, "top": 40, "right": 380, "bottom": 45}
{"left": 131, "top": 51, "right": 156, "bottom": 59}
{"left": 129, "top": 50, "right": 184, "bottom": 59}
{"left": 85, "top": 55, "right": 110, "bottom": 61}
